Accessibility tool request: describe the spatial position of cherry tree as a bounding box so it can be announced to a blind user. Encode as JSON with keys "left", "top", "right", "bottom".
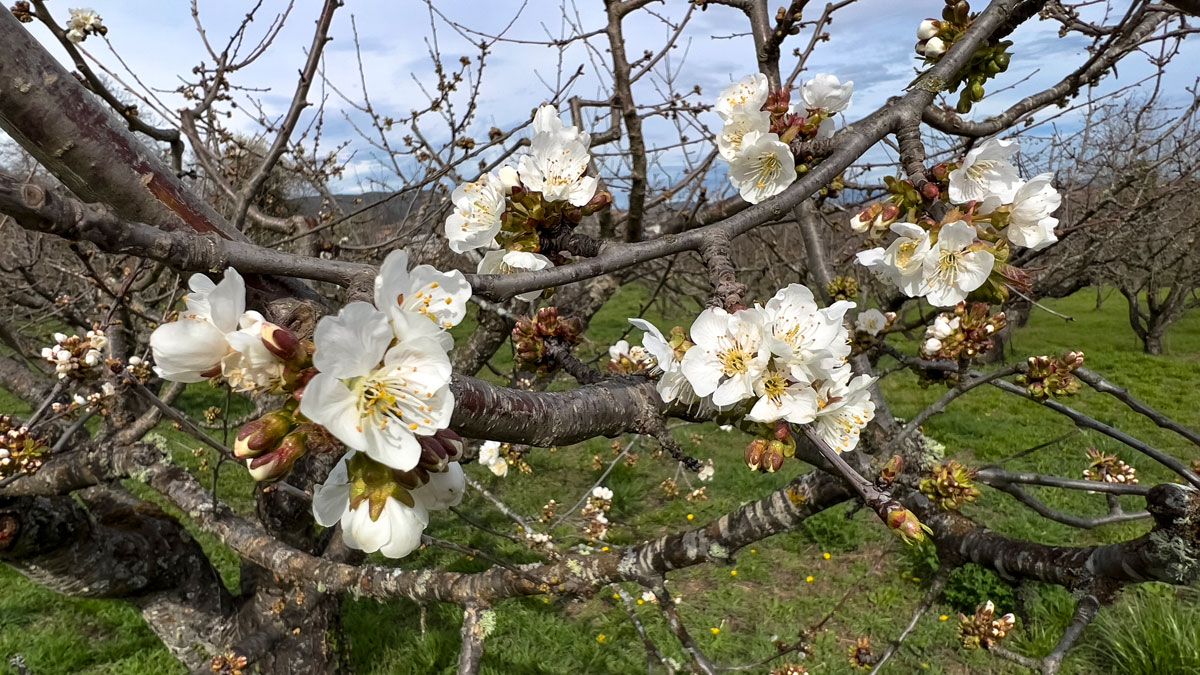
{"left": 1, "top": 1, "right": 1200, "bottom": 673}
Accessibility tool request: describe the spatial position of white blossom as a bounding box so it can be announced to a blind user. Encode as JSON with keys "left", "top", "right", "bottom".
{"left": 801, "top": 74, "right": 853, "bottom": 114}
{"left": 728, "top": 131, "right": 795, "bottom": 205}
{"left": 477, "top": 250, "right": 554, "bottom": 302}
{"left": 813, "top": 370, "right": 876, "bottom": 454}
{"left": 628, "top": 318, "right": 696, "bottom": 404}
{"left": 478, "top": 440, "right": 509, "bottom": 477}
{"left": 920, "top": 221, "right": 995, "bottom": 307}
{"left": 698, "top": 460, "right": 715, "bottom": 482}
{"left": 948, "top": 137, "right": 1021, "bottom": 204}
{"left": 517, "top": 125, "right": 598, "bottom": 207}
{"left": 592, "top": 486, "right": 614, "bottom": 501}
{"left": 717, "top": 110, "right": 771, "bottom": 161}
{"left": 444, "top": 172, "right": 506, "bottom": 254}
{"left": 300, "top": 302, "right": 453, "bottom": 471}
{"left": 761, "top": 284, "right": 853, "bottom": 383}
{"left": 1003, "top": 173, "right": 1060, "bottom": 250}
{"left": 746, "top": 364, "right": 819, "bottom": 424}
{"left": 857, "top": 222, "right": 933, "bottom": 298}
{"left": 715, "top": 73, "right": 769, "bottom": 119}
{"left": 532, "top": 104, "right": 591, "bottom": 147}
{"left": 680, "top": 307, "right": 770, "bottom": 407}
{"left": 855, "top": 309, "right": 887, "bottom": 336}
{"left": 374, "top": 249, "right": 471, "bottom": 349}
{"left": 312, "top": 452, "right": 429, "bottom": 559}
{"left": 150, "top": 268, "right": 284, "bottom": 390}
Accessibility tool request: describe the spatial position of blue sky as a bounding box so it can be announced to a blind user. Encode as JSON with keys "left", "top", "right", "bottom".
{"left": 19, "top": 1, "right": 1200, "bottom": 194}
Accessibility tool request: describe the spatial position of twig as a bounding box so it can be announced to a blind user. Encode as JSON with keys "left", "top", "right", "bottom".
{"left": 869, "top": 572, "right": 950, "bottom": 674}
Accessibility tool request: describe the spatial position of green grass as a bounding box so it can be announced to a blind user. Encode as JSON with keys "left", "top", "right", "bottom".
{"left": 2, "top": 289, "right": 1199, "bottom": 674}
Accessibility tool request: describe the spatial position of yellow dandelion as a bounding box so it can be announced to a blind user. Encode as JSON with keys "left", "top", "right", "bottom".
{"left": 939, "top": 615, "right": 949, "bottom": 622}
{"left": 805, "top": 575, "right": 815, "bottom": 584}
{"left": 611, "top": 593, "right": 621, "bottom": 600}
{"left": 823, "top": 552, "right": 831, "bottom": 560}
{"left": 636, "top": 598, "right": 645, "bottom": 606}
{"left": 750, "top": 548, "right": 758, "bottom": 555}
{"left": 597, "top": 634, "right": 607, "bottom": 645}
{"left": 730, "top": 570, "right": 738, "bottom": 577}
{"left": 601, "top": 546, "right": 610, "bottom": 552}
{"left": 710, "top": 627, "right": 721, "bottom": 636}
{"left": 687, "top": 513, "right": 695, "bottom": 521}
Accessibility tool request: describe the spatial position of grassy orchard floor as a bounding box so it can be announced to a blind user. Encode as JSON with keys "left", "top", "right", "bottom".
{"left": 2, "top": 288, "right": 1200, "bottom": 674}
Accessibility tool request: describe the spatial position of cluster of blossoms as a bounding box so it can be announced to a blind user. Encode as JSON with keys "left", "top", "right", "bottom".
{"left": 1016, "top": 351, "right": 1085, "bottom": 400}
{"left": 580, "top": 486, "right": 613, "bottom": 541}
{"left": 959, "top": 600, "right": 1016, "bottom": 650}
{"left": 150, "top": 251, "right": 473, "bottom": 559}
{"left": 66, "top": 7, "right": 106, "bottom": 43}
{"left": 150, "top": 269, "right": 292, "bottom": 393}
{"left": 714, "top": 72, "right": 852, "bottom": 204}
{"left": 41, "top": 329, "right": 107, "bottom": 380}
{"left": 606, "top": 338, "right": 655, "bottom": 375}
{"left": 847, "top": 636, "right": 876, "bottom": 670}
{"left": 0, "top": 416, "right": 48, "bottom": 481}
{"left": 478, "top": 440, "right": 510, "bottom": 477}
{"left": 919, "top": 303, "right": 1007, "bottom": 361}
{"left": 919, "top": 460, "right": 980, "bottom": 511}
{"left": 857, "top": 137, "right": 1059, "bottom": 307}
{"left": 628, "top": 284, "right": 876, "bottom": 460}
{"left": 915, "top": 1, "right": 1012, "bottom": 113}
{"left": 444, "top": 105, "right": 610, "bottom": 299}
{"left": 1082, "top": 448, "right": 1138, "bottom": 485}
{"left": 512, "top": 306, "right": 583, "bottom": 373}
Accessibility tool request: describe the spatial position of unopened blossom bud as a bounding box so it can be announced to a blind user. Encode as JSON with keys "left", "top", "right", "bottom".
{"left": 436, "top": 429, "right": 465, "bottom": 462}
{"left": 260, "top": 323, "right": 302, "bottom": 362}
{"left": 885, "top": 505, "right": 927, "bottom": 544}
{"left": 923, "top": 337, "right": 942, "bottom": 354}
{"left": 234, "top": 410, "right": 295, "bottom": 459}
{"left": 773, "top": 421, "right": 792, "bottom": 442}
{"left": 417, "top": 435, "right": 451, "bottom": 472}
{"left": 765, "top": 88, "right": 792, "bottom": 116}
{"left": 497, "top": 166, "right": 520, "bottom": 193}
{"left": 745, "top": 438, "right": 768, "bottom": 471}
{"left": 246, "top": 430, "right": 308, "bottom": 482}
{"left": 920, "top": 182, "right": 941, "bottom": 201}
{"left": 923, "top": 36, "right": 947, "bottom": 58}
{"left": 917, "top": 19, "right": 941, "bottom": 40}
{"left": 764, "top": 440, "right": 788, "bottom": 472}
{"left": 581, "top": 190, "right": 614, "bottom": 216}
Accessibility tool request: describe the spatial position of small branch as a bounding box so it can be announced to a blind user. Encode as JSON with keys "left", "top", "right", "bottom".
{"left": 869, "top": 572, "right": 950, "bottom": 675}
{"left": 456, "top": 603, "right": 488, "bottom": 675}
{"left": 1074, "top": 366, "right": 1200, "bottom": 450}
{"left": 653, "top": 581, "right": 718, "bottom": 675}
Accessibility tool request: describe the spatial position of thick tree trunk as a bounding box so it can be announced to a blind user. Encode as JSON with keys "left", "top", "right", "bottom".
{"left": 0, "top": 487, "right": 233, "bottom": 671}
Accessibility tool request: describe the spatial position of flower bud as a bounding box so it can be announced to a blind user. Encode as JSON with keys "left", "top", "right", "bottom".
{"left": 773, "top": 421, "right": 792, "bottom": 442}
{"left": 260, "top": 323, "right": 302, "bottom": 362}
{"left": 917, "top": 19, "right": 941, "bottom": 41}
{"left": 763, "top": 444, "right": 786, "bottom": 473}
{"left": 498, "top": 166, "right": 520, "bottom": 193}
{"left": 765, "top": 88, "right": 792, "bottom": 116}
{"left": 924, "top": 36, "right": 947, "bottom": 58}
{"left": 417, "top": 435, "right": 450, "bottom": 472}
{"left": 885, "top": 505, "right": 927, "bottom": 544}
{"left": 581, "top": 190, "right": 614, "bottom": 216}
{"left": 234, "top": 410, "right": 295, "bottom": 459}
{"left": 246, "top": 430, "right": 308, "bottom": 482}
{"left": 921, "top": 182, "right": 941, "bottom": 201}
{"left": 745, "top": 438, "right": 768, "bottom": 471}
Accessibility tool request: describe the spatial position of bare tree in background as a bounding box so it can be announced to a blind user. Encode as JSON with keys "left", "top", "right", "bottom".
{"left": 2, "top": 1, "right": 1200, "bottom": 674}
